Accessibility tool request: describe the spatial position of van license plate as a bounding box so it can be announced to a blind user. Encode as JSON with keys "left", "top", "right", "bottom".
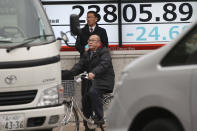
{"left": 0, "top": 114, "right": 25, "bottom": 130}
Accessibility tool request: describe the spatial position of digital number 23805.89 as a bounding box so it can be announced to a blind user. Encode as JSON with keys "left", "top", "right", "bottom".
{"left": 72, "top": 3, "right": 193, "bottom": 23}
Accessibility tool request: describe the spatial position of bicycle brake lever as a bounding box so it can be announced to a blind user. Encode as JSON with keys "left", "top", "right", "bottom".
{"left": 81, "top": 74, "right": 88, "bottom": 79}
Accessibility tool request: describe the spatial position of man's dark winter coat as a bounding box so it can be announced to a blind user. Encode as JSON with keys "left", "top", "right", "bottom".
{"left": 70, "top": 47, "right": 114, "bottom": 92}
{"left": 75, "top": 24, "right": 108, "bottom": 55}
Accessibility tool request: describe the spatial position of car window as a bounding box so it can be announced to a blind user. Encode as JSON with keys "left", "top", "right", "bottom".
{"left": 161, "top": 24, "right": 197, "bottom": 67}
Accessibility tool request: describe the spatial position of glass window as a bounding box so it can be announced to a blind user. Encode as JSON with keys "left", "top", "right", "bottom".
{"left": 161, "top": 24, "right": 197, "bottom": 66}
{"left": 0, "top": 0, "right": 55, "bottom": 48}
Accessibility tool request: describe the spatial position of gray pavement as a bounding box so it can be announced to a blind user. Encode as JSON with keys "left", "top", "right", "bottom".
{"left": 53, "top": 123, "right": 104, "bottom": 131}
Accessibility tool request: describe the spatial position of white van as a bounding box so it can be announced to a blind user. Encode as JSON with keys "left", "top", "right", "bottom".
{"left": 107, "top": 16, "right": 197, "bottom": 131}
{"left": 0, "top": 0, "right": 64, "bottom": 130}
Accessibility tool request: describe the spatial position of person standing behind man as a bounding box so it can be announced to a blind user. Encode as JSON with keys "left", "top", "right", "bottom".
{"left": 74, "top": 11, "right": 109, "bottom": 131}
{"left": 75, "top": 11, "right": 108, "bottom": 56}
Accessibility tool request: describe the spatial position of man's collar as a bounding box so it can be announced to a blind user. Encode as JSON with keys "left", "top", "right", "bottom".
{"left": 89, "top": 25, "right": 96, "bottom": 31}
{"left": 89, "top": 47, "right": 102, "bottom": 53}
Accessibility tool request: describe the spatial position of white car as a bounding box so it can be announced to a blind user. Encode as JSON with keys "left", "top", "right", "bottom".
{"left": 107, "top": 19, "right": 197, "bottom": 131}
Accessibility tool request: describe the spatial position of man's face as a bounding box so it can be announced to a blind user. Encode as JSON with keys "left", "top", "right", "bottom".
{"left": 87, "top": 13, "right": 97, "bottom": 27}
{"left": 88, "top": 35, "right": 100, "bottom": 51}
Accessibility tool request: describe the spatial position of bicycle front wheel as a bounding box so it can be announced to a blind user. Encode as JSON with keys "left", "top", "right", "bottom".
{"left": 65, "top": 107, "right": 80, "bottom": 131}
{"left": 72, "top": 107, "right": 80, "bottom": 131}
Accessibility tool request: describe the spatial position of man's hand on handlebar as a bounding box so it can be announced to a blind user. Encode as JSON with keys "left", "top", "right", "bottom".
{"left": 88, "top": 72, "right": 95, "bottom": 80}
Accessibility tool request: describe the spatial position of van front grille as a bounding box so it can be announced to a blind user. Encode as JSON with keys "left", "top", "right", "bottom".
{"left": 0, "top": 90, "right": 37, "bottom": 106}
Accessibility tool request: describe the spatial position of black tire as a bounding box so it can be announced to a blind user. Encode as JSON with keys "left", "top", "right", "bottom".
{"left": 142, "top": 118, "right": 183, "bottom": 131}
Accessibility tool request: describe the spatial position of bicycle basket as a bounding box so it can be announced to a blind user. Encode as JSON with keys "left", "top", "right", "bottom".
{"left": 62, "top": 80, "right": 76, "bottom": 97}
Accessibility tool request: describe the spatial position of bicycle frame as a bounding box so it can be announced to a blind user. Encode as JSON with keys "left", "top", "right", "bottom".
{"left": 60, "top": 97, "right": 97, "bottom": 131}
{"left": 60, "top": 74, "right": 113, "bottom": 131}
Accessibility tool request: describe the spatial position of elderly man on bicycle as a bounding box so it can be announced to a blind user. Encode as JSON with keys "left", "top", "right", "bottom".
{"left": 63, "top": 34, "right": 115, "bottom": 131}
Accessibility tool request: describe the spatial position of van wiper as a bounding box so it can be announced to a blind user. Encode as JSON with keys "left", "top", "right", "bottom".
{"left": 6, "top": 34, "right": 54, "bottom": 53}
{"left": 24, "top": 34, "right": 54, "bottom": 41}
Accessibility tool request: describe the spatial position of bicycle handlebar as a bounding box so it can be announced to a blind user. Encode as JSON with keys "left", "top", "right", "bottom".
{"left": 76, "top": 72, "right": 88, "bottom": 83}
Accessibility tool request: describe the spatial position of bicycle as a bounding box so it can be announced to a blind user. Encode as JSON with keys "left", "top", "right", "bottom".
{"left": 60, "top": 72, "right": 113, "bottom": 131}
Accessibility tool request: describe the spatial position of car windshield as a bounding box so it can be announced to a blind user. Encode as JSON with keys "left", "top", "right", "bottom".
{"left": 0, "top": 0, "right": 55, "bottom": 48}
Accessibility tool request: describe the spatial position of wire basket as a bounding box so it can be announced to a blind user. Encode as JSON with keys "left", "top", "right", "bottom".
{"left": 62, "top": 80, "right": 76, "bottom": 97}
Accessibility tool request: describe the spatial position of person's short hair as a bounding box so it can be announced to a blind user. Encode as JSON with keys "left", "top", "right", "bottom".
{"left": 90, "top": 34, "right": 101, "bottom": 41}
{"left": 87, "top": 11, "right": 98, "bottom": 18}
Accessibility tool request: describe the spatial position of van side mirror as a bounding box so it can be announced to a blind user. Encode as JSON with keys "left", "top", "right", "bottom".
{"left": 60, "top": 31, "right": 68, "bottom": 42}
{"left": 59, "top": 31, "right": 75, "bottom": 47}
{"left": 70, "top": 14, "right": 81, "bottom": 36}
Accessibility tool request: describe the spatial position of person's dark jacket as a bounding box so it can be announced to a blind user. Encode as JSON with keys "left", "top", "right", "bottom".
{"left": 70, "top": 47, "right": 114, "bottom": 92}
{"left": 75, "top": 24, "right": 108, "bottom": 55}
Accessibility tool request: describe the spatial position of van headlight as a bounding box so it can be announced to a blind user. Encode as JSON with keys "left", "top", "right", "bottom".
{"left": 37, "top": 85, "right": 64, "bottom": 107}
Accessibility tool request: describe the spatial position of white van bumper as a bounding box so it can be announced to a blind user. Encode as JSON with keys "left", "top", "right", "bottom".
{"left": 0, "top": 105, "right": 65, "bottom": 130}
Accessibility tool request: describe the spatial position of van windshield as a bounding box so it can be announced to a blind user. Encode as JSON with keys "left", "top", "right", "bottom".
{"left": 0, "top": 0, "right": 55, "bottom": 48}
